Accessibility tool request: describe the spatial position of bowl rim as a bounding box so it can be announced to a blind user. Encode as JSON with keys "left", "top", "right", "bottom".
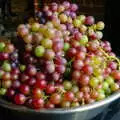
{"left": 0, "top": 90, "right": 120, "bottom": 114}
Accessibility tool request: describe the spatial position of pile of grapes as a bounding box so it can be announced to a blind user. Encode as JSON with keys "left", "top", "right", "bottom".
{"left": 0, "top": 1, "right": 120, "bottom": 109}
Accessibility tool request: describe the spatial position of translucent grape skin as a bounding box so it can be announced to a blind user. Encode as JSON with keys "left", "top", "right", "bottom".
{"left": 82, "top": 65, "right": 93, "bottom": 75}
{"left": 73, "top": 60, "right": 84, "bottom": 70}
{"left": 50, "top": 93, "right": 61, "bottom": 105}
{"left": 79, "top": 74, "right": 90, "bottom": 86}
{"left": 72, "top": 70, "right": 81, "bottom": 80}
{"left": 112, "top": 70, "right": 120, "bottom": 80}
{"left": 64, "top": 91, "right": 75, "bottom": 102}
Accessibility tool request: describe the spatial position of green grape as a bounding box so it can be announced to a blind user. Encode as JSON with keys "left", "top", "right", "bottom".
{"left": 34, "top": 45, "right": 45, "bottom": 57}
{"left": 110, "top": 83, "right": 119, "bottom": 92}
{"left": 59, "top": 14, "right": 68, "bottom": 23}
{"left": 97, "top": 76, "right": 104, "bottom": 83}
{"left": 2, "top": 62, "right": 11, "bottom": 72}
{"left": 44, "top": 29, "right": 55, "bottom": 38}
{"left": 96, "top": 21, "right": 105, "bottom": 30}
{"left": 92, "top": 56, "right": 102, "bottom": 65}
{"left": 20, "top": 65, "right": 26, "bottom": 72}
{"left": 89, "top": 77, "right": 99, "bottom": 88}
{"left": 41, "top": 38, "right": 53, "bottom": 49}
{"left": 0, "top": 42, "right": 5, "bottom": 52}
{"left": 93, "top": 68, "right": 102, "bottom": 76}
{"left": 31, "top": 23, "right": 40, "bottom": 32}
{"left": 105, "top": 76, "right": 114, "bottom": 85}
{"left": 73, "top": 19, "right": 82, "bottom": 28}
{"left": 102, "top": 82, "right": 109, "bottom": 91}
{"left": 97, "top": 93, "right": 106, "bottom": 101}
{"left": 0, "top": 88, "right": 7, "bottom": 95}
{"left": 64, "top": 43, "right": 70, "bottom": 51}
{"left": 97, "top": 89, "right": 105, "bottom": 95}
{"left": 71, "top": 102, "right": 80, "bottom": 107}
{"left": 71, "top": 85, "right": 79, "bottom": 93}
{"left": 39, "top": 26, "right": 47, "bottom": 34}
{"left": 77, "top": 15, "right": 86, "bottom": 23}
{"left": 63, "top": 81, "right": 72, "bottom": 90}
{"left": 79, "top": 35, "right": 88, "bottom": 45}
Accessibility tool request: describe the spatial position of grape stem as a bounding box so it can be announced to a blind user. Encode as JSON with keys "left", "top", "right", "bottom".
{"left": 99, "top": 47, "right": 120, "bottom": 70}
{"left": 55, "top": 87, "right": 66, "bottom": 94}
{"left": 67, "top": 58, "right": 75, "bottom": 67}
{"left": 43, "top": 95, "right": 49, "bottom": 100}
{"left": 81, "top": 99, "right": 85, "bottom": 105}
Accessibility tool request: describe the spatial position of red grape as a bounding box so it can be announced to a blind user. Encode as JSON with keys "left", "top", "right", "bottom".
{"left": 35, "top": 80, "right": 47, "bottom": 90}
{"left": 79, "top": 74, "right": 90, "bottom": 86}
{"left": 73, "top": 60, "right": 84, "bottom": 70}
{"left": 64, "top": 91, "right": 75, "bottom": 102}
{"left": 50, "top": 93, "right": 61, "bottom": 105}
{"left": 82, "top": 65, "right": 93, "bottom": 75}
{"left": 32, "top": 98, "right": 44, "bottom": 109}
{"left": 14, "top": 94, "right": 26, "bottom": 105}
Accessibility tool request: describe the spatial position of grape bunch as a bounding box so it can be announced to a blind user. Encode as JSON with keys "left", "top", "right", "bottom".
{"left": 0, "top": 40, "right": 20, "bottom": 95}
{"left": 0, "top": 1, "right": 120, "bottom": 109}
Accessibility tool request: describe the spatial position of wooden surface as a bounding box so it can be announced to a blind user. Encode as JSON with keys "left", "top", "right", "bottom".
{"left": 43, "top": 0, "right": 105, "bottom": 18}
{"left": 10, "top": 0, "right": 105, "bottom": 19}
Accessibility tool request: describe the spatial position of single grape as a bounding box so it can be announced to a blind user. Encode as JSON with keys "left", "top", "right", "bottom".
{"left": 73, "top": 60, "right": 84, "bottom": 70}
{"left": 19, "top": 84, "right": 30, "bottom": 95}
{"left": 44, "top": 49, "right": 55, "bottom": 60}
{"left": 75, "top": 91, "right": 83, "bottom": 101}
{"left": 79, "top": 74, "right": 90, "bottom": 86}
{"left": 2, "top": 62, "right": 11, "bottom": 72}
{"left": 46, "top": 84, "right": 55, "bottom": 94}
{"left": 14, "top": 94, "right": 26, "bottom": 105}
{"left": 63, "top": 81, "right": 72, "bottom": 90}
{"left": 50, "top": 93, "right": 61, "bottom": 105}
{"left": 64, "top": 42, "right": 70, "bottom": 51}
{"left": 34, "top": 46, "right": 45, "bottom": 57}
{"left": 97, "top": 93, "right": 105, "bottom": 101}
{"left": 72, "top": 70, "right": 81, "bottom": 80}
{"left": 32, "top": 98, "right": 44, "bottom": 109}
{"left": 31, "top": 23, "right": 40, "bottom": 32}
{"left": 32, "top": 88, "right": 43, "bottom": 99}
{"left": 71, "top": 85, "right": 79, "bottom": 93}
{"left": 79, "top": 35, "right": 88, "bottom": 45}
{"left": 102, "top": 82, "right": 109, "bottom": 91}
{"left": 0, "top": 42, "right": 5, "bottom": 52}
{"left": 41, "top": 38, "right": 53, "bottom": 49}
{"left": 0, "top": 88, "right": 7, "bottom": 95}
{"left": 71, "top": 102, "right": 80, "bottom": 107}
{"left": 73, "top": 19, "right": 81, "bottom": 28}
{"left": 64, "top": 91, "right": 75, "bottom": 102}
{"left": 96, "top": 21, "right": 105, "bottom": 30}
{"left": 105, "top": 76, "right": 114, "bottom": 85}
{"left": 89, "top": 77, "right": 99, "bottom": 88}
{"left": 110, "top": 83, "right": 119, "bottom": 92}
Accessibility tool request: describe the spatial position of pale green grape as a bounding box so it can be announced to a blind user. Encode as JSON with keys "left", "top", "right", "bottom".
{"left": 89, "top": 77, "right": 99, "bottom": 88}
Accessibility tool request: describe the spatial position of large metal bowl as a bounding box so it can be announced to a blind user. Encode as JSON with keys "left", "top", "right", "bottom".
{"left": 0, "top": 90, "right": 120, "bottom": 120}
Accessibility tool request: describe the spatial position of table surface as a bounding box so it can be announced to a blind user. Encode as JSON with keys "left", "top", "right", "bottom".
{"left": 0, "top": 98, "right": 120, "bottom": 120}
